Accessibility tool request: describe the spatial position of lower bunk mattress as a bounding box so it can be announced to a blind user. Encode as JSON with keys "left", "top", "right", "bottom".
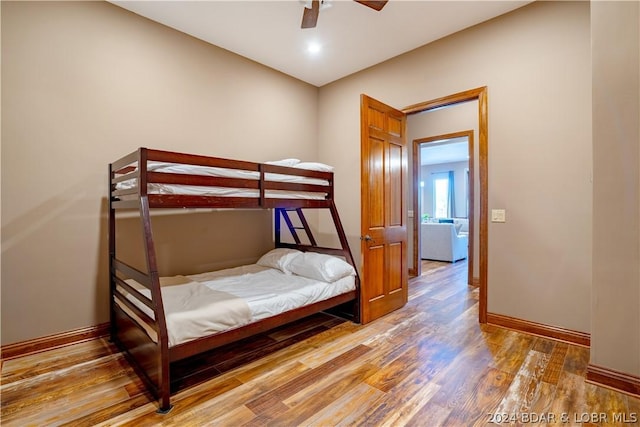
{"left": 116, "top": 250, "right": 356, "bottom": 347}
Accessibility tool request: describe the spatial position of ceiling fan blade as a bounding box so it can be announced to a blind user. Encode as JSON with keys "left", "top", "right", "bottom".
{"left": 354, "top": 0, "right": 388, "bottom": 12}
{"left": 301, "top": 0, "right": 320, "bottom": 29}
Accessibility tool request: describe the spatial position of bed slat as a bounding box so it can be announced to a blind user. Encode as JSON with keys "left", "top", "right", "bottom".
{"left": 113, "top": 291, "right": 158, "bottom": 333}
{"left": 262, "top": 164, "right": 332, "bottom": 180}
{"left": 146, "top": 149, "right": 260, "bottom": 172}
{"left": 147, "top": 172, "right": 260, "bottom": 189}
{"left": 261, "top": 199, "right": 331, "bottom": 209}
{"left": 263, "top": 181, "right": 328, "bottom": 193}
{"left": 113, "top": 259, "right": 152, "bottom": 288}
{"left": 114, "top": 277, "right": 154, "bottom": 309}
{"left": 147, "top": 195, "right": 262, "bottom": 209}
{"left": 111, "top": 170, "right": 139, "bottom": 184}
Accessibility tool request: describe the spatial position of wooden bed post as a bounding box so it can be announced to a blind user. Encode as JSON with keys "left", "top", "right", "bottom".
{"left": 329, "top": 201, "right": 361, "bottom": 323}
{"left": 329, "top": 201, "right": 357, "bottom": 270}
{"left": 138, "top": 148, "right": 173, "bottom": 414}
{"left": 108, "top": 163, "right": 117, "bottom": 342}
{"left": 275, "top": 208, "right": 282, "bottom": 246}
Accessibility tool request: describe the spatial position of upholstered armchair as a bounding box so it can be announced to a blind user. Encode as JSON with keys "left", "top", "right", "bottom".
{"left": 420, "top": 222, "right": 468, "bottom": 262}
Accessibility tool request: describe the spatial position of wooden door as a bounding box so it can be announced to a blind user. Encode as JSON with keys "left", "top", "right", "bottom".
{"left": 360, "top": 94, "right": 408, "bottom": 323}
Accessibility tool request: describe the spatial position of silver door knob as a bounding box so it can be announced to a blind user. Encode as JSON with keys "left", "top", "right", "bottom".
{"left": 361, "top": 235, "right": 373, "bottom": 241}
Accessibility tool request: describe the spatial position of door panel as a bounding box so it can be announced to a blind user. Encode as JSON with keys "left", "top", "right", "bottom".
{"left": 368, "top": 137, "right": 385, "bottom": 227}
{"left": 389, "top": 115, "right": 403, "bottom": 136}
{"left": 389, "top": 142, "right": 403, "bottom": 226}
{"left": 367, "top": 245, "right": 385, "bottom": 299}
{"left": 360, "top": 94, "right": 408, "bottom": 324}
{"left": 368, "top": 107, "right": 386, "bottom": 130}
{"left": 388, "top": 242, "right": 403, "bottom": 292}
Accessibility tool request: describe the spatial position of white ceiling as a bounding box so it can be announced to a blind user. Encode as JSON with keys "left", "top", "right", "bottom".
{"left": 421, "top": 137, "right": 469, "bottom": 166}
{"left": 111, "top": 0, "right": 532, "bottom": 87}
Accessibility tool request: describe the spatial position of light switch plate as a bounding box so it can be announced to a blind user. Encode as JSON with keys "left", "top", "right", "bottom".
{"left": 491, "top": 209, "right": 506, "bottom": 222}
{"left": 408, "top": 210, "right": 414, "bottom": 218}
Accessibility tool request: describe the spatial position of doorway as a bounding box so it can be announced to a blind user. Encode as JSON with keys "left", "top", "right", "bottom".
{"left": 402, "top": 87, "right": 488, "bottom": 323}
{"left": 413, "top": 131, "right": 474, "bottom": 288}
{"left": 360, "top": 87, "right": 488, "bottom": 324}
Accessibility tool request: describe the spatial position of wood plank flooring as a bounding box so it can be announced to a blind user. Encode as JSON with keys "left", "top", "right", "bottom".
{"left": 2, "top": 260, "right": 639, "bottom": 426}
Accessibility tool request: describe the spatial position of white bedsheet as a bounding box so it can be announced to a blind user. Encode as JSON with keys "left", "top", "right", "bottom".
{"left": 188, "top": 265, "right": 356, "bottom": 322}
{"left": 120, "top": 275, "right": 252, "bottom": 347}
{"left": 140, "top": 184, "right": 328, "bottom": 200}
{"left": 119, "top": 264, "right": 356, "bottom": 347}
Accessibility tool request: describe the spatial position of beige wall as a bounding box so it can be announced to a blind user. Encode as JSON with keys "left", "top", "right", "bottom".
{"left": 591, "top": 1, "right": 640, "bottom": 376}
{"left": 1, "top": 1, "right": 319, "bottom": 344}
{"left": 318, "top": 1, "right": 592, "bottom": 333}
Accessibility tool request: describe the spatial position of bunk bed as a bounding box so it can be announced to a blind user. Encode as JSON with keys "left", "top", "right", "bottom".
{"left": 109, "top": 147, "right": 360, "bottom": 413}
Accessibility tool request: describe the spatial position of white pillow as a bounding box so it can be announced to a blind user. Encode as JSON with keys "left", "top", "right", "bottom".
{"left": 265, "top": 158, "right": 300, "bottom": 167}
{"left": 294, "top": 162, "right": 334, "bottom": 172}
{"left": 256, "top": 248, "right": 302, "bottom": 274}
{"left": 288, "top": 252, "right": 355, "bottom": 282}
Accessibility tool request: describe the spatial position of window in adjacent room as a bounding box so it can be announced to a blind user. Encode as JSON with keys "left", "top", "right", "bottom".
{"left": 465, "top": 168, "right": 470, "bottom": 218}
{"left": 432, "top": 172, "right": 449, "bottom": 218}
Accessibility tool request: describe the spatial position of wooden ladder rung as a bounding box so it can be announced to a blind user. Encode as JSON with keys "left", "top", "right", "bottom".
{"left": 277, "top": 207, "right": 318, "bottom": 247}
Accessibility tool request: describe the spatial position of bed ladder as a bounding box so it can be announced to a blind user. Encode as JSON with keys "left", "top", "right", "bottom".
{"left": 276, "top": 208, "right": 317, "bottom": 246}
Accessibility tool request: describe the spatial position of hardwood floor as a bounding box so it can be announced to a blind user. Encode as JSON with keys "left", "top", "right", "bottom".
{"left": 2, "top": 260, "right": 639, "bottom": 426}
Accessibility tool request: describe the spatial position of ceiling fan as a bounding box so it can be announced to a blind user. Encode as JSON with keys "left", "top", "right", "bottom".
{"left": 301, "top": 0, "right": 389, "bottom": 29}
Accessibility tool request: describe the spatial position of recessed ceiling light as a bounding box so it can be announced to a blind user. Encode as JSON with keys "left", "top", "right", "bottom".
{"left": 307, "top": 42, "right": 322, "bottom": 55}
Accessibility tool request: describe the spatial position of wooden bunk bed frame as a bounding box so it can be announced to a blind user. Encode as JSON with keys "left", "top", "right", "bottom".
{"left": 108, "top": 147, "right": 360, "bottom": 413}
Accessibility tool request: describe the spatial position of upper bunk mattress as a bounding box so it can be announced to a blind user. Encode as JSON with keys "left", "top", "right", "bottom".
{"left": 115, "top": 161, "right": 331, "bottom": 200}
